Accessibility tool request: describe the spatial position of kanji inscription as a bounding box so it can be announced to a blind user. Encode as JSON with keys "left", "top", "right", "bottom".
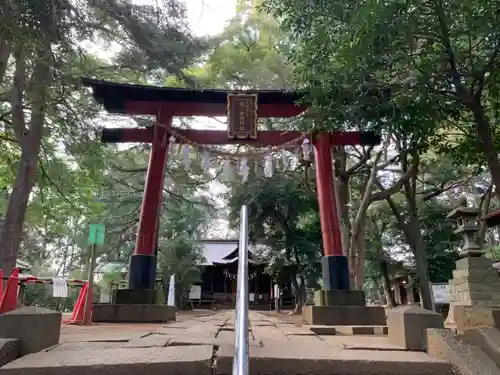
{"left": 227, "top": 94, "right": 258, "bottom": 140}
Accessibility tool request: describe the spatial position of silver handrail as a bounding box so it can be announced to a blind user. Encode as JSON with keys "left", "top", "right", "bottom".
{"left": 233, "top": 205, "right": 249, "bottom": 375}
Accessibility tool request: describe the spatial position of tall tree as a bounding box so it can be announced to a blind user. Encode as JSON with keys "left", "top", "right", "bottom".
{"left": 226, "top": 167, "right": 321, "bottom": 313}
{"left": 0, "top": 0, "right": 207, "bottom": 273}
{"left": 262, "top": 0, "right": 500, "bottom": 197}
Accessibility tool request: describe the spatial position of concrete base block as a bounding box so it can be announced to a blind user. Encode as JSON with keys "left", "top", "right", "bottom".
{"left": 314, "top": 290, "right": 366, "bottom": 307}
{"left": 0, "top": 307, "right": 61, "bottom": 355}
{"left": 310, "top": 325, "right": 388, "bottom": 335}
{"left": 387, "top": 306, "right": 444, "bottom": 351}
{"left": 112, "top": 289, "right": 157, "bottom": 304}
{"left": 453, "top": 305, "right": 500, "bottom": 334}
{"left": 92, "top": 304, "right": 175, "bottom": 323}
{"left": 427, "top": 328, "right": 500, "bottom": 375}
{"left": 335, "top": 325, "right": 388, "bottom": 335}
{"left": 302, "top": 305, "right": 386, "bottom": 326}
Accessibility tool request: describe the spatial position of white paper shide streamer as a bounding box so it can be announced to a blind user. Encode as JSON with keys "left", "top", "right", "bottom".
{"left": 182, "top": 145, "right": 191, "bottom": 170}
{"left": 168, "top": 135, "right": 177, "bottom": 155}
{"left": 166, "top": 130, "right": 309, "bottom": 181}
{"left": 202, "top": 149, "right": 211, "bottom": 171}
{"left": 239, "top": 157, "right": 250, "bottom": 182}
{"left": 280, "top": 152, "right": 288, "bottom": 170}
{"left": 223, "top": 159, "right": 234, "bottom": 181}
{"left": 301, "top": 138, "right": 311, "bottom": 160}
{"left": 264, "top": 154, "right": 273, "bottom": 178}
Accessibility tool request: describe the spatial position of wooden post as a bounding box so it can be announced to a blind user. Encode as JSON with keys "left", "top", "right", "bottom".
{"left": 129, "top": 117, "right": 171, "bottom": 290}
{"left": 314, "top": 134, "right": 349, "bottom": 290}
{"left": 83, "top": 244, "right": 96, "bottom": 325}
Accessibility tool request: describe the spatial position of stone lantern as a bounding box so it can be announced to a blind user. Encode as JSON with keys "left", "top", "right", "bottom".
{"left": 446, "top": 206, "right": 483, "bottom": 258}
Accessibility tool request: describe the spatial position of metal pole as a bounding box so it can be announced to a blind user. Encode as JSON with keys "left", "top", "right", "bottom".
{"left": 233, "top": 205, "right": 249, "bottom": 375}
{"left": 83, "top": 244, "right": 96, "bottom": 325}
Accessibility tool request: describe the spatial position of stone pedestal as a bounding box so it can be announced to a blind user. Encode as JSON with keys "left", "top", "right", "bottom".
{"left": 303, "top": 289, "right": 386, "bottom": 326}
{"left": 112, "top": 289, "right": 157, "bottom": 304}
{"left": 387, "top": 305, "right": 444, "bottom": 350}
{"left": 446, "top": 256, "right": 500, "bottom": 332}
{"left": 314, "top": 290, "right": 366, "bottom": 307}
{"left": 453, "top": 306, "right": 500, "bottom": 334}
{"left": 102, "top": 288, "right": 174, "bottom": 323}
{"left": 303, "top": 305, "right": 386, "bottom": 326}
{"left": 92, "top": 304, "right": 175, "bottom": 323}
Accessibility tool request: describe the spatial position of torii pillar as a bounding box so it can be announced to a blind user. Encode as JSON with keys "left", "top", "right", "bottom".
{"left": 128, "top": 113, "right": 172, "bottom": 291}
{"left": 314, "top": 133, "right": 350, "bottom": 291}
{"left": 302, "top": 133, "right": 387, "bottom": 326}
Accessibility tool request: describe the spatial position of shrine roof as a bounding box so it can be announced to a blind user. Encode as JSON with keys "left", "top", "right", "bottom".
{"left": 199, "top": 239, "right": 265, "bottom": 266}
{"left": 200, "top": 240, "right": 239, "bottom": 266}
{"left": 81, "top": 78, "right": 306, "bottom": 117}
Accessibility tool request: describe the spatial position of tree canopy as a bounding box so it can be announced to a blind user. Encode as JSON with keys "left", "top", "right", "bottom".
{"left": 1, "top": 0, "right": 498, "bottom": 312}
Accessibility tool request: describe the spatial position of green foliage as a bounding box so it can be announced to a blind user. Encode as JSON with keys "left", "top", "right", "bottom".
{"left": 226, "top": 167, "right": 321, "bottom": 292}
{"left": 262, "top": 0, "right": 500, "bottom": 176}
{"left": 3, "top": 0, "right": 495, "bottom": 311}
{"left": 0, "top": 0, "right": 214, "bottom": 289}
{"left": 158, "top": 234, "right": 205, "bottom": 308}
{"left": 367, "top": 196, "right": 460, "bottom": 285}
{"left": 420, "top": 201, "right": 461, "bottom": 282}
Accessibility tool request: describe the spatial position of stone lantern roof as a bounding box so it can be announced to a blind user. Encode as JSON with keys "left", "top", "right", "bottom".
{"left": 447, "top": 206, "right": 482, "bottom": 258}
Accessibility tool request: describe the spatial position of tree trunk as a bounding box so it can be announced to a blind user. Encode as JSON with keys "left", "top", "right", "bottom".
{"left": 380, "top": 259, "right": 395, "bottom": 307}
{"left": 354, "top": 230, "right": 366, "bottom": 290}
{"left": 290, "top": 277, "right": 304, "bottom": 314}
{"left": 470, "top": 101, "right": 500, "bottom": 200}
{"left": 0, "top": 37, "right": 11, "bottom": 84}
{"left": 403, "top": 168, "right": 433, "bottom": 310}
{"left": 478, "top": 184, "right": 492, "bottom": 247}
{"left": 0, "top": 148, "right": 41, "bottom": 273}
{"left": 408, "top": 216, "right": 433, "bottom": 310}
{"left": 0, "top": 48, "right": 51, "bottom": 274}
{"left": 290, "top": 244, "right": 305, "bottom": 313}
{"left": 377, "top": 229, "right": 396, "bottom": 308}
{"left": 348, "top": 150, "right": 383, "bottom": 289}
{"left": 336, "top": 174, "right": 351, "bottom": 257}
{"left": 385, "top": 195, "right": 433, "bottom": 310}
{"left": 333, "top": 150, "right": 352, "bottom": 284}
{"left": 162, "top": 281, "right": 169, "bottom": 305}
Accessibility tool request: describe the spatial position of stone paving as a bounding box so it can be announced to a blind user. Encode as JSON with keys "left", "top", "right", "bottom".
{"left": 0, "top": 311, "right": 452, "bottom": 375}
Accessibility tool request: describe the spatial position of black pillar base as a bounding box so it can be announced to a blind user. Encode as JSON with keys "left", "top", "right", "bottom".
{"left": 321, "top": 255, "right": 350, "bottom": 291}
{"left": 128, "top": 254, "right": 157, "bottom": 290}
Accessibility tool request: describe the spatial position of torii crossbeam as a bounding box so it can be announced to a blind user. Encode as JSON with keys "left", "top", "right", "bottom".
{"left": 82, "top": 78, "right": 380, "bottom": 298}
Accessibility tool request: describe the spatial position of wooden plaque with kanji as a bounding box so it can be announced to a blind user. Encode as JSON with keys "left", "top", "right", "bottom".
{"left": 227, "top": 93, "right": 258, "bottom": 140}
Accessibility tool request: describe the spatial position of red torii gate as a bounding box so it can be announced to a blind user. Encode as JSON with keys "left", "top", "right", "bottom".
{"left": 82, "top": 78, "right": 380, "bottom": 295}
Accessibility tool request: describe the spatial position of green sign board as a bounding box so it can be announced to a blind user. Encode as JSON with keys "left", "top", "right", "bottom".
{"left": 88, "top": 224, "right": 105, "bottom": 246}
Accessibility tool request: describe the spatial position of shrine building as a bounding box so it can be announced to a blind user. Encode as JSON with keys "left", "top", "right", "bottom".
{"left": 196, "top": 239, "right": 272, "bottom": 308}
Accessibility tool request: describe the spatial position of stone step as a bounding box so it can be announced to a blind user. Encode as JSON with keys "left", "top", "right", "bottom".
{"left": 0, "top": 343, "right": 452, "bottom": 375}
{"left": 427, "top": 328, "right": 500, "bottom": 375}
{"left": 310, "top": 325, "right": 388, "bottom": 335}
